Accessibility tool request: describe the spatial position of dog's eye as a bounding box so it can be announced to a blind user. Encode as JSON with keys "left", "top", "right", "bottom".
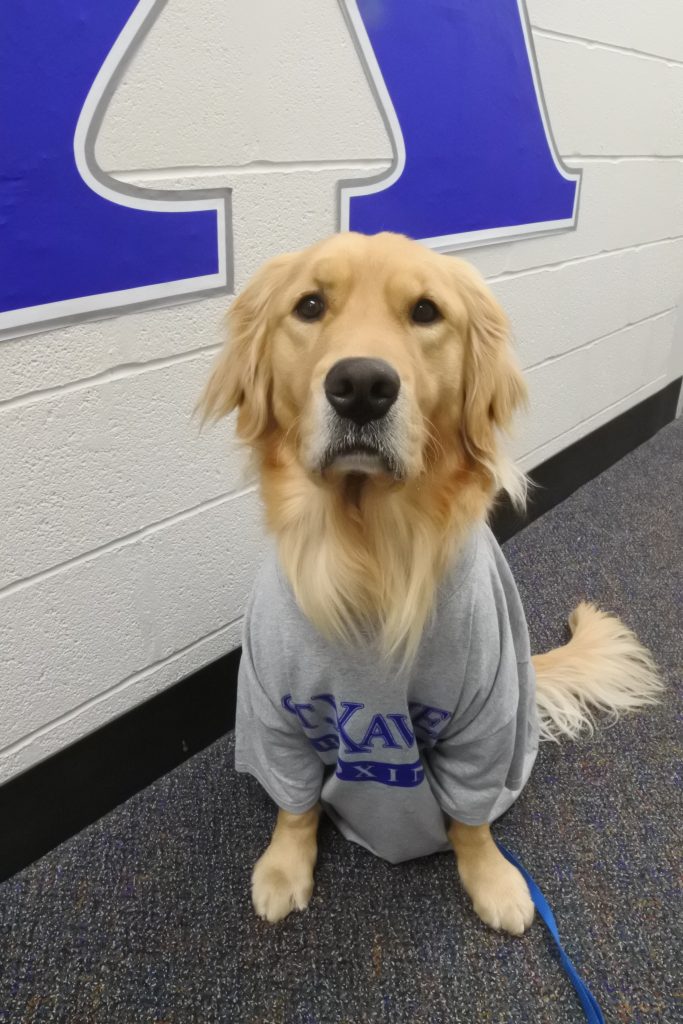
{"left": 411, "top": 298, "right": 441, "bottom": 324}
{"left": 294, "top": 293, "right": 325, "bottom": 321}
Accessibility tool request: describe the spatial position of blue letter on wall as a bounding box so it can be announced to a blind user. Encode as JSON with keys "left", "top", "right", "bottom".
{"left": 339, "top": 0, "right": 580, "bottom": 249}
{"left": 0, "top": 0, "right": 230, "bottom": 339}
{"left": 2, "top": 0, "right": 578, "bottom": 340}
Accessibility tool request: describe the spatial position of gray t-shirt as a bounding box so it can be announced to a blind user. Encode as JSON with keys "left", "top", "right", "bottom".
{"left": 235, "top": 525, "right": 538, "bottom": 863}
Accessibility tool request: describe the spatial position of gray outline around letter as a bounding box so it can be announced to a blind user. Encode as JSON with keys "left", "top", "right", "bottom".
{"left": 1, "top": 0, "right": 232, "bottom": 342}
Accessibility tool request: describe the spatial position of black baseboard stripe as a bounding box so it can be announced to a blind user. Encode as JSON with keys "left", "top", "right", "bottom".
{"left": 0, "top": 650, "right": 241, "bottom": 884}
{"left": 490, "top": 378, "right": 682, "bottom": 543}
{"left": 1, "top": 377, "right": 680, "bottom": 883}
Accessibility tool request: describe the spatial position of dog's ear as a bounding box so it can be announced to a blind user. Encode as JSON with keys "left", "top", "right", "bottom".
{"left": 453, "top": 260, "right": 527, "bottom": 474}
{"left": 197, "top": 252, "right": 296, "bottom": 443}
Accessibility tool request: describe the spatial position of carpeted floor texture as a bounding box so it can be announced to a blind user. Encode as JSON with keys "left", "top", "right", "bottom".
{"left": 1, "top": 419, "right": 682, "bottom": 1024}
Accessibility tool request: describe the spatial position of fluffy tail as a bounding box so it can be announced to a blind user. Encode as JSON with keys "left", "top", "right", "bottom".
{"left": 532, "top": 602, "right": 664, "bottom": 741}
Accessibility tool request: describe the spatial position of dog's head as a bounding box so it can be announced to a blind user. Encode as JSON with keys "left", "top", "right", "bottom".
{"left": 200, "top": 231, "right": 525, "bottom": 495}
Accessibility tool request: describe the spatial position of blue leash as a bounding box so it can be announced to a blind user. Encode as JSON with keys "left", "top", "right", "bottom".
{"left": 496, "top": 843, "right": 605, "bottom": 1024}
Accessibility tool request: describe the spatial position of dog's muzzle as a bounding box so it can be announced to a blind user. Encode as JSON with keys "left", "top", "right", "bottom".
{"left": 313, "top": 358, "right": 407, "bottom": 478}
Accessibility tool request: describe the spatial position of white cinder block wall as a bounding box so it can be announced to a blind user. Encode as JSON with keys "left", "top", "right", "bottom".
{"left": 2, "top": 0, "right": 682, "bottom": 783}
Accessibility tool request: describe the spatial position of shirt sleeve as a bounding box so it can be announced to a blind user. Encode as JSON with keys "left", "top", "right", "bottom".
{"left": 234, "top": 612, "right": 324, "bottom": 815}
{"left": 424, "top": 683, "right": 530, "bottom": 826}
{"left": 423, "top": 558, "right": 537, "bottom": 826}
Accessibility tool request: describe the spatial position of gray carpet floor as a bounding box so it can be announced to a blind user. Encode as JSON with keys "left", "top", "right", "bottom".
{"left": 1, "top": 419, "right": 682, "bottom": 1024}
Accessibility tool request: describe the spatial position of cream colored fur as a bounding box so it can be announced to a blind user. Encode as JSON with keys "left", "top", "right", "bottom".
{"left": 533, "top": 601, "right": 663, "bottom": 741}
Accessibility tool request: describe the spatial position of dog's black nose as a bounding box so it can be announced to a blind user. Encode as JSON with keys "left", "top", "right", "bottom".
{"left": 324, "top": 358, "right": 400, "bottom": 425}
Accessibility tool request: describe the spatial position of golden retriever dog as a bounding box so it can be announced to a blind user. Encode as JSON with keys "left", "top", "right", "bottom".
{"left": 200, "top": 231, "right": 661, "bottom": 934}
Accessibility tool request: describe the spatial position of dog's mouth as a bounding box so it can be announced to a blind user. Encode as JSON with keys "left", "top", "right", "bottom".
{"left": 308, "top": 398, "right": 409, "bottom": 481}
{"left": 320, "top": 432, "right": 404, "bottom": 480}
{"left": 324, "top": 444, "right": 391, "bottom": 474}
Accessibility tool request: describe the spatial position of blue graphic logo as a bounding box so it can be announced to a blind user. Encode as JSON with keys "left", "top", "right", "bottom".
{"left": 336, "top": 757, "right": 424, "bottom": 787}
{"left": 282, "top": 692, "right": 451, "bottom": 788}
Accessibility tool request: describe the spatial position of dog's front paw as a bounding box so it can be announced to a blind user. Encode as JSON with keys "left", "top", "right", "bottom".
{"left": 251, "top": 851, "right": 314, "bottom": 923}
{"left": 460, "top": 856, "right": 535, "bottom": 935}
